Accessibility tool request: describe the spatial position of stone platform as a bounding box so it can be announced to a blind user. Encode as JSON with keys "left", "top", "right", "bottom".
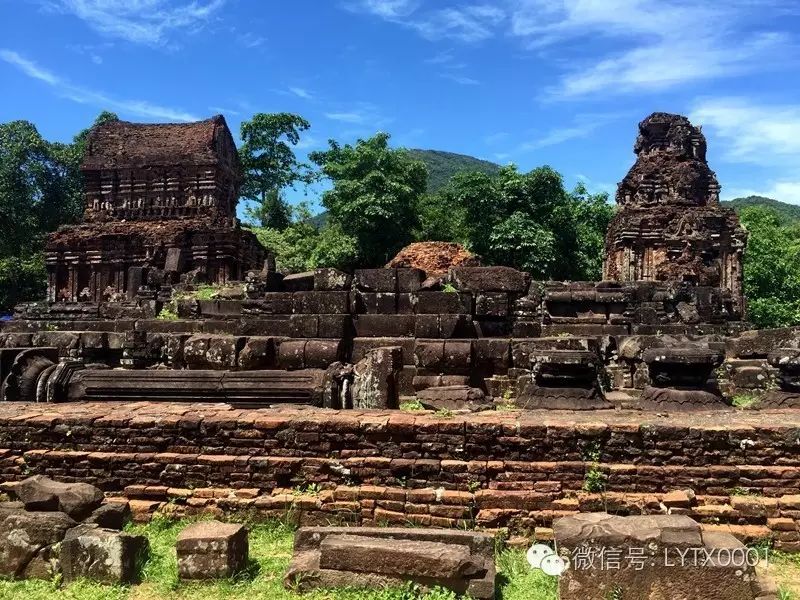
{"left": 1, "top": 403, "right": 800, "bottom": 548}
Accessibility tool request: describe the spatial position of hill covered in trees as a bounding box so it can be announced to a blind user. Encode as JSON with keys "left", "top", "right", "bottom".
{"left": 723, "top": 196, "right": 800, "bottom": 223}
{"left": 406, "top": 149, "right": 501, "bottom": 193}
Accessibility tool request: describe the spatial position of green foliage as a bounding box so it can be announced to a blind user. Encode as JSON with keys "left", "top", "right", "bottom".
{"left": 0, "top": 254, "right": 46, "bottom": 311}
{"left": 239, "top": 113, "right": 313, "bottom": 229}
{"left": 399, "top": 399, "right": 424, "bottom": 412}
{"left": 435, "top": 165, "right": 613, "bottom": 279}
{"left": 495, "top": 548, "right": 559, "bottom": 600}
{"left": 739, "top": 206, "right": 800, "bottom": 328}
{"left": 156, "top": 305, "right": 179, "bottom": 321}
{"left": 0, "top": 112, "right": 117, "bottom": 311}
{"left": 732, "top": 393, "right": 760, "bottom": 409}
{"left": 582, "top": 441, "right": 607, "bottom": 493}
{"left": 311, "top": 133, "right": 427, "bottom": 266}
{"left": 249, "top": 203, "right": 358, "bottom": 273}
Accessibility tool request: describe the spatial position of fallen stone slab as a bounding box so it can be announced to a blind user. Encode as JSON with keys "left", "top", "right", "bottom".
{"left": 285, "top": 527, "right": 495, "bottom": 599}
{"left": 319, "top": 534, "right": 483, "bottom": 579}
{"left": 13, "top": 475, "right": 104, "bottom": 520}
{"left": 61, "top": 524, "right": 148, "bottom": 584}
{"left": 176, "top": 520, "right": 248, "bottom": 580}
{"left": 554, "top": 513, "right": 777, "bottom": 600}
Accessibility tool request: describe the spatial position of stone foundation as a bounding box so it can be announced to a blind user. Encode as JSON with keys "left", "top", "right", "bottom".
{"left": 1, "top": 403, "right": 800, "bottom": 549}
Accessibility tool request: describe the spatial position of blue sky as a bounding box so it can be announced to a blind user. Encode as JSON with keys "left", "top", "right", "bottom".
{"left": 2, "top": 0, "right": 800, "bottom": 213}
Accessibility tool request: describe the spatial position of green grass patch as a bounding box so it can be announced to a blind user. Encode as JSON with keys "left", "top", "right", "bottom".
{"left": 400, "top": 399, "right": 425, "bottom": 412}
{"left": 732, "top": 393, "right": 761, "bottom": 409}
{"left": 0, "top": 517, "right": 561, "bottom": 600}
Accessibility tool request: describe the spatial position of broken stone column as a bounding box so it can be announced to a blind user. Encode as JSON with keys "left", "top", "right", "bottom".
{"left": 640, "top": 347, "right": 727, "bottom": 410}
{"left": 554, "top": 513, "right": 777, "bottom": 600}
{"left": 177, "top": 521, "right": 249, "bottom": 580}
{"left": 285, "top": 527, "right": 495, "bottom": 599}
{"left": 516, "top": 350, "right": 611, "bottom": 410}
{"left": 351, "top": 346, "right": 402, "bottom": 409}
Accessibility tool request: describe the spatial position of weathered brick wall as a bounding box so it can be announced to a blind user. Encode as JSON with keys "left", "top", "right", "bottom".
{"left": 1, "top": 403, "right": 800, "bottom": 548}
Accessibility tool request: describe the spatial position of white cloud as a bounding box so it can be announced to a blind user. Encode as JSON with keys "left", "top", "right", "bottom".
{"left": 690, "top": 97, "right": 800, "bottom": 165}
{"left": 353, "top": 0, "right": 417, "bottom": 19}
{"left": 208, "top": 105, "right": 240, "bottom": 116}
{"left": 48, "top": 0, "right": 226, "bottom": 46}
{"left": 348, "top": 1, "right": 504, "bottom": 42}
{"left": 1, "top": 49, "right": 199, "bottom": 121}
{"left": 325, "top": 111, "right": 367, "bottom": 124}
{"left": 412, "top": 5, "right": 505, "bottom": 42}
{"left": 324, "top": 102, "right": 389, "bottom": 128}
{"left": 237, "top": 32, "right": 266, "bottom": 48}
{"left": 511, "top": 0, "right": 794, "bottom": 99}
{"left": 441, "top": 73, "right": 480, "bottom": 85}
{"left": 289, "top": 87, "right": 314, "bottom": 100}
{"left": 519, "top": 113, "right": 624, "bottom": 152}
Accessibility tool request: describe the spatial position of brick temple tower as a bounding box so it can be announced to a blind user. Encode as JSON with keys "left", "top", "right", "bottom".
{"left": 44, "top": 115, "right": 264, "bottom": 302}
{"left": 603, "top": 112, "right": 747, "bottom": 314}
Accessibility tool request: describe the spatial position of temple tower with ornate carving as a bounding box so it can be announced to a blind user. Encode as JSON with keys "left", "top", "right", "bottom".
{"left": 44, "top": 115, "right": 264, "bottom": 303}
{"left": 603, "top": 112, "right": 747, "bottom": 315}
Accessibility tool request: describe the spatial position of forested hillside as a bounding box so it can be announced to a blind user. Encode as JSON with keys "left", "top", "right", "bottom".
{"left": 406, "top": 149, "right": 501, "bottom": 193}
{"left": 723, "top": 196, "right": 800, "bottom": 223}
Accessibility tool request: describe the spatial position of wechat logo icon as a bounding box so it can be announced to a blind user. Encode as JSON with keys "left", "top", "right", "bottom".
{"left": 527, "top": 544, "right": 569, "bottom": 577}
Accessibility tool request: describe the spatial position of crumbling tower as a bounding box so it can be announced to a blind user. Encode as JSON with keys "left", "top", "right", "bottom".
{"left": 44, "top": 115, "right": 264, "bottom": 302}
{"left": 603, "top": 112, "right": 747, "bottom": 314}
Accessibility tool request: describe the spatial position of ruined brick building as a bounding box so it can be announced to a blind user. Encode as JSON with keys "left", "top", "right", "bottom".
{"left": 44, "top": 115, "right": 264, "bottom": 302}
{"left": 604, "top": 112, "right": 747, "bottom": 314}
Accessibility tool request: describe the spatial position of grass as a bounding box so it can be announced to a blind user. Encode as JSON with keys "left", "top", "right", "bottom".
{"left": 732, "top": 393, "right": 761, "bottom": 409}
{"left": 0, "top": 516, "right": 559, "bottom": 600}
{"left": 400, "top": 399, "right": 425, "bottom": 412}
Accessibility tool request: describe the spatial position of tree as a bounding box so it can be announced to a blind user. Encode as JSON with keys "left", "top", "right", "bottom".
{"left": 436, "top": 165, "right": 614, "bottom": 280}
{"left": 0, "top": 111, "right": 118, "bottom": 311}
{"left": 310, "top": 133, "right": 427, "bottom": 266}
{"left": 239, "top": 113, "right": 312, "bottom": 230}
{"left": 739, "top": 206, "right": 800, "bottom": 328}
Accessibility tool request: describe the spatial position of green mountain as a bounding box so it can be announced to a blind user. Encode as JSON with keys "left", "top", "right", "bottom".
{"left": 723, "top": 196, "right": 800, "bottom": 223}
{"left": 406, "top": 149, "right": 501, "bottom": 193}
{"left": 309, "top": 149, "right": 502, "bottom": 227}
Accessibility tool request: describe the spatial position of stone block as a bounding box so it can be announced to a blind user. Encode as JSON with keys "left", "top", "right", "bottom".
{"left": 449, "top": 266, "right": 530, "bottom": 293}
{"left": 282, "top": 271, "right": 314, "bottom": 292}
{"left": 61, "top": 524, "right": 148, "bottom": 584}
{"left": 0, "top": 510, "right": 75, "bottom": 577}
{"left": 414, "top": 292, "right": 473, "bottom": 314}
{"left": 286, "top": 527, "right": 494, "bottom": 599}
{"left": 354, "top": 269, "right": 397, "bottom": 292}
{"left": 84, "top": 502, "right": 132, "bottom": 530}
{"left": 355, "top": 292, "right": 397, "bottom": 314}
{"left": 353, "top": 315, "right": 416, "bottom": 337}
{"left": 13, "top": 475, "right": 103, "bottom": 520}
{"left": 313, "top": 268, "right": 352, "bottom": 291}
{"left": 319, "top": 534, "right": 482, "bottom": 579}
{"left": 177, "top": 521, "right": 248, "bottom": 580}
{"left": 396, "top": 268, "right": 426, "bottom": 292}
{"left": 555, "top": 513, "right": 767, "bottom": 600}
{"left": 293, "top": 291, "right": 351, "bottom": 314}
